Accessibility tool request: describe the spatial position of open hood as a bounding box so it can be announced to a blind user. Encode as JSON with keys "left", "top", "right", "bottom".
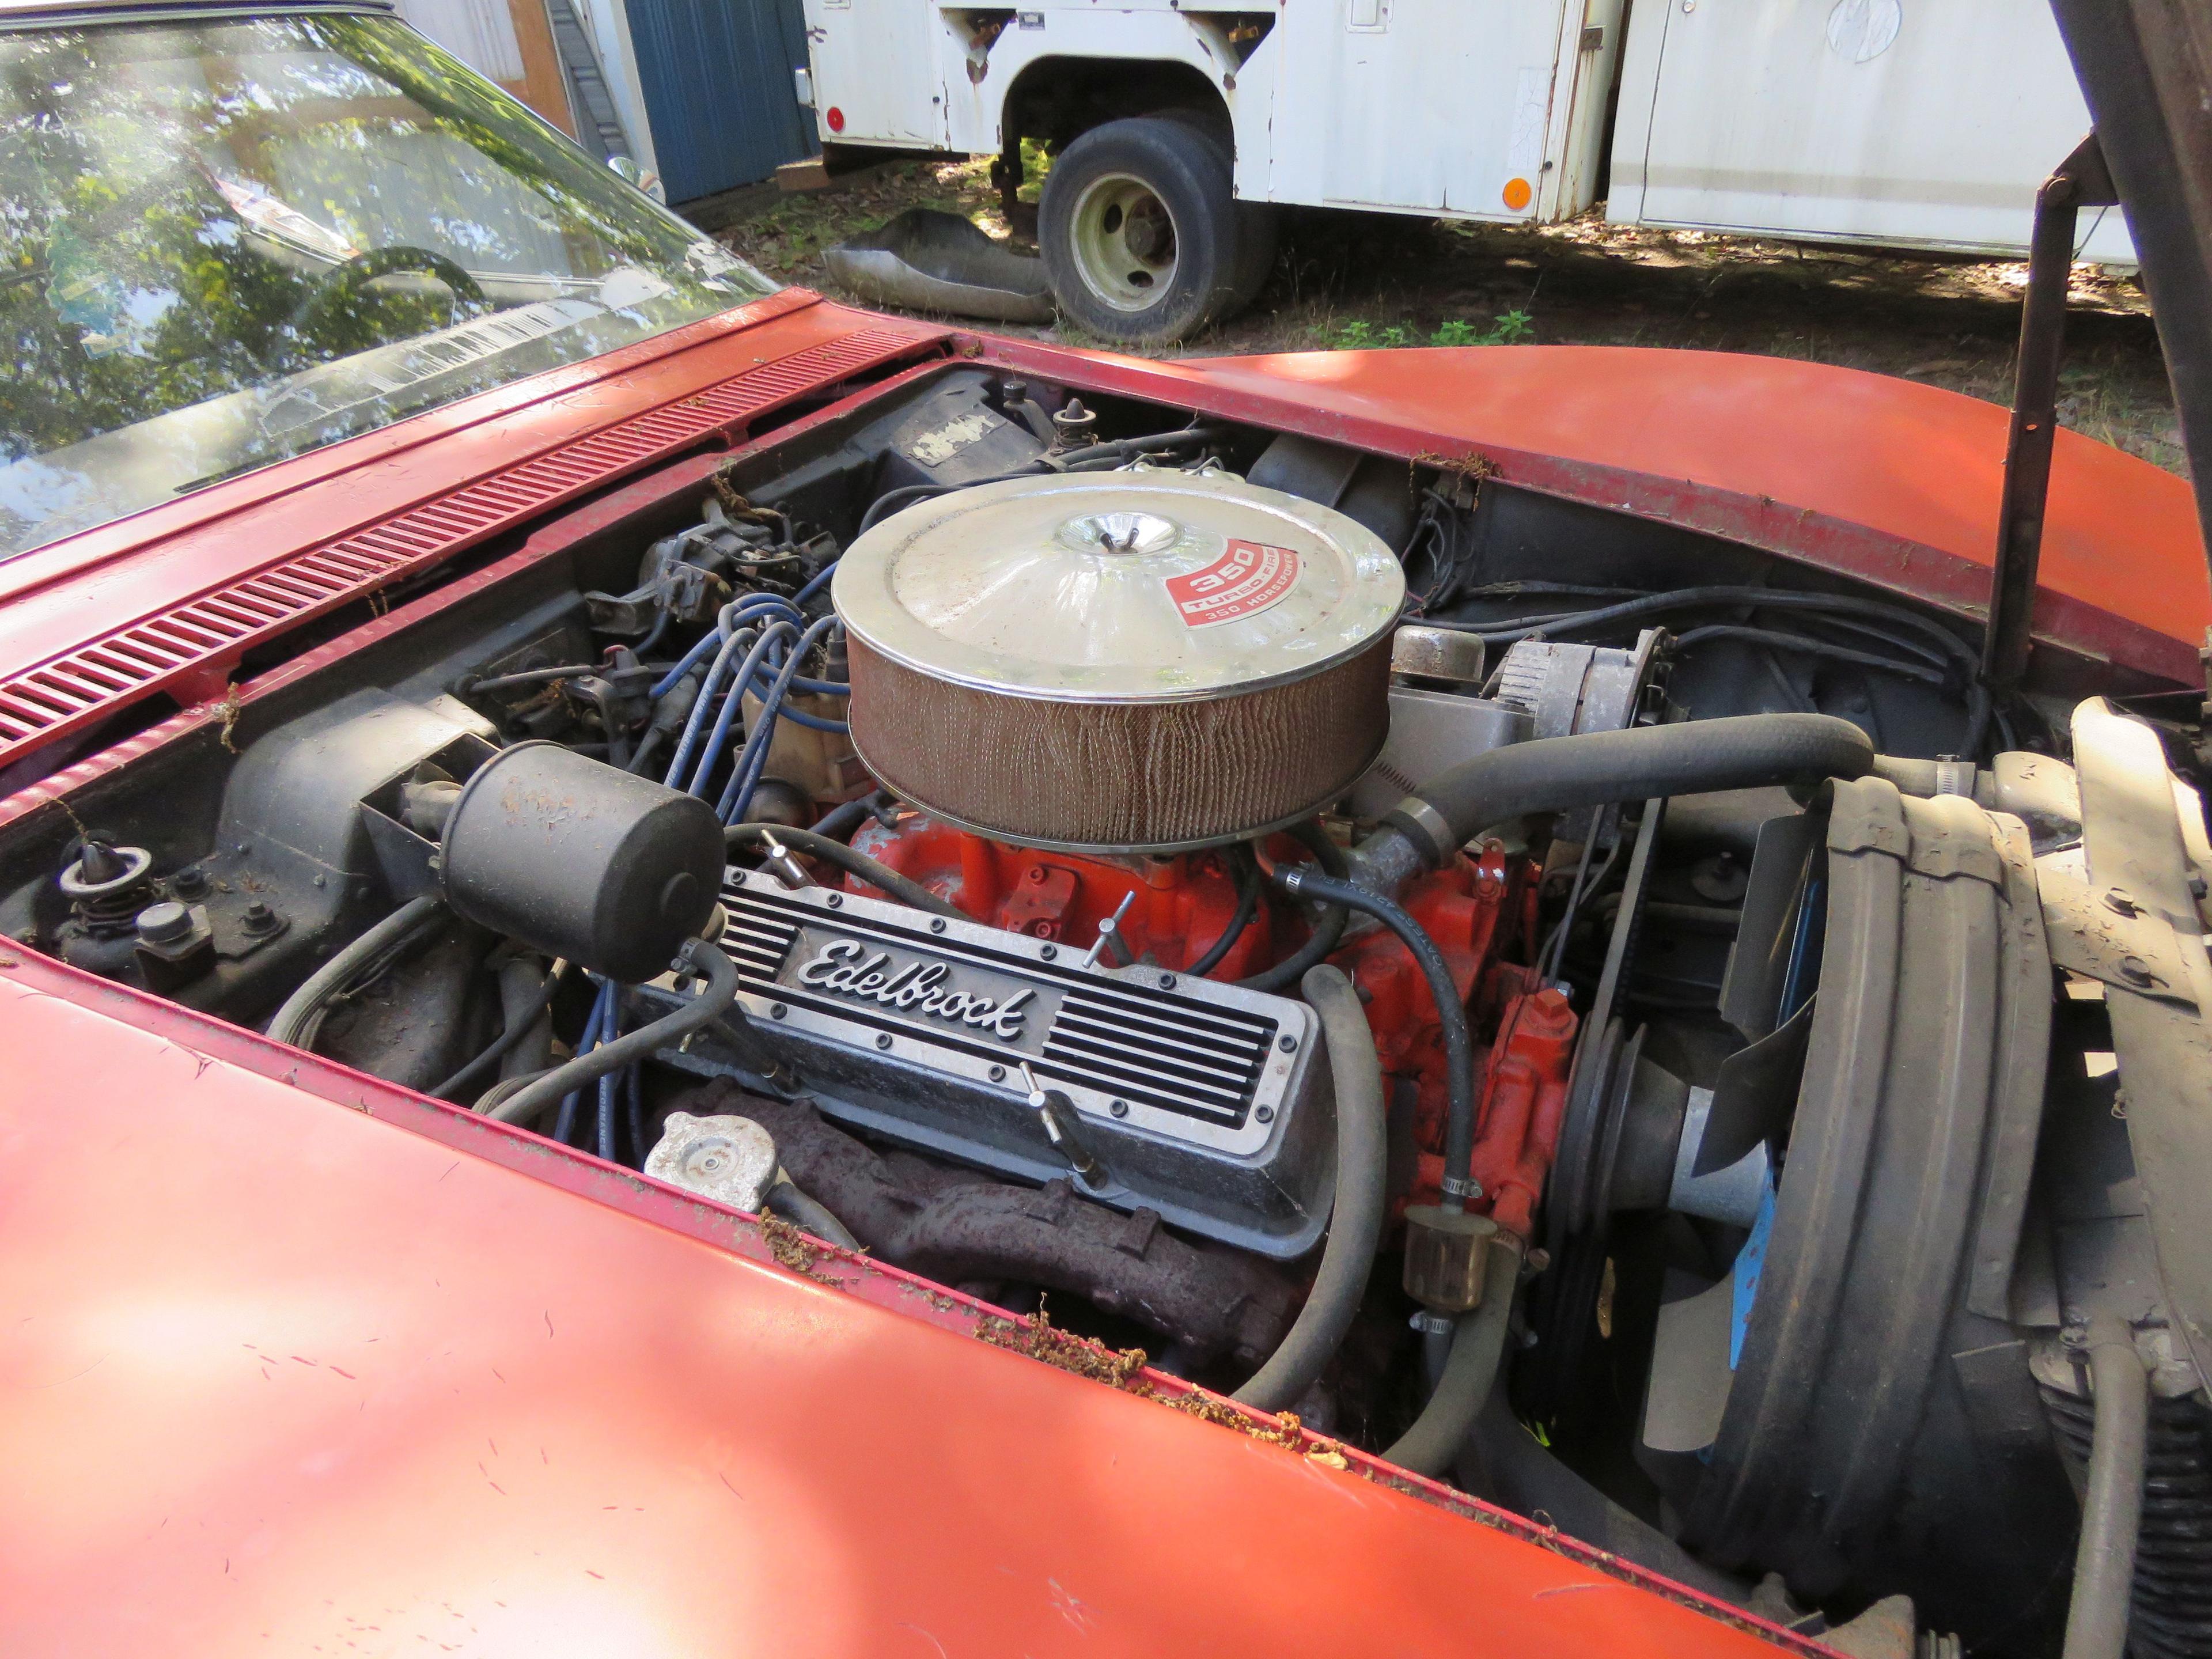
{"left": 2056, "top": 3, "right": 2212, "bottom": 570}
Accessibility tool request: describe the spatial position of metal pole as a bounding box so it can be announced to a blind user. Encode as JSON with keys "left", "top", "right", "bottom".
{"left": 1982, "top": 135, "right": 2117, "bottom": 701}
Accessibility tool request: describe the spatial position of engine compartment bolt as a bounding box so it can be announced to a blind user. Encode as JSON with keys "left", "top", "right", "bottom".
{"left": 1039, "top": 943, "right": 1057, "bottom": 961}
{"left": 875, "top": 1032, "right": 893, "bottom": 1050}
{"left": 757, "top": 829, "right": 810, "bottom": 889}
{"left": 240, "top": 901, "right": 280, "bottom": 937}
{"left": 1018, "top": 1061, "right": 1108, "bottom": 1185}
{"left": 1278, "top": 1033, "right": 1297, "bottom": 1053}
{"left": 1158, "top": 972, "right": 1176, "bottom": 989}
{"left": 1256, "top": 1105, "right": 1275, "bottom": 1124}
{"left": 77, "top": 841, "right": 128, "bottom": 886}
{"left": 988, "top": 1064, "right": 1006, "bottom": 1082}
{"left": 769, "top": 1002, "right": 788, "bottom": 1020}
{"left": 1082, "top": 891, "right": 1135, "bottom": 971}
{"left": 930, "top": 917, "right": 948, "bottom": 933}
{"left": 1109, "top": 1099, "right": 1129, "bottom": 1116}
{"left": 1691, "top": 851, "right": 1749, "bottom": 904}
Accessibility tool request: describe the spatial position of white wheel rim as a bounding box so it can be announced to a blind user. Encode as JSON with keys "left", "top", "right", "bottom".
{"left": 1067, "top": 171, "right": 1179, "bottom": 312}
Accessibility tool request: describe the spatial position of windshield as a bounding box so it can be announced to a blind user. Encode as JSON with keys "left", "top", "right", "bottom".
{"left": 0, "top": 10, "right": 774, "bottom": 558}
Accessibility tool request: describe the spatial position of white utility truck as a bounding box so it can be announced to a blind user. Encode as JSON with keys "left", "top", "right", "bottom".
{"left": 794, "top": 0, "right": 2132, "bottom": 342}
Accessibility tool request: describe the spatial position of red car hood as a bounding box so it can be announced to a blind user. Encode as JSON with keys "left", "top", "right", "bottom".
{"left": 0, "top": 948, "right": 1819, "bottom": 1658}
{"left": 1, "top": 290, "right": 2201, "bottom": 1654}
{"left": 0, "top": 291, "right": 2205, "bottom": 784}
{"left": 978, "top": 333, "right": 2210, "bottom": 682}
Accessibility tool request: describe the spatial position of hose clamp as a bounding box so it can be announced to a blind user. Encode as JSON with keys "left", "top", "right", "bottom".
{"left": 673, "top": 918, "right": 726, "bottom": 976}
{"left": 1391, "top": 796, "right": 1457, "bottom": 865}
{"left": 1440, "top": 1173, "right": 1484, "bottom": 1201}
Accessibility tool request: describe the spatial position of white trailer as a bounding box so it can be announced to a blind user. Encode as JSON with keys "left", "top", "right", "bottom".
{"left": 796, "top": 0, "right": 2130, "bottom": 342}
{"left": 1611, "top": 0, "right": 2130, "bottom": 265}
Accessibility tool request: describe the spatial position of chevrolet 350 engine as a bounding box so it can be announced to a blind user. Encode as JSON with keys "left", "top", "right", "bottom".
{"left": 17, "top": 352, "right": 2190, "bottom": 1657}
{"left": 639, "top": 865, "right": 1332, "bottom": 1258}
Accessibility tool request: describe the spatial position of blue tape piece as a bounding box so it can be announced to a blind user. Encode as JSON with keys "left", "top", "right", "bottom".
{"left": 1730, "top": 1179, "right": 1777, "bottom": 1370}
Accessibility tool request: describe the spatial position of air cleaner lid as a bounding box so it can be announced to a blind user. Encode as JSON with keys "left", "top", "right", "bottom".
{"left": 832, "top": 469, "right": 1406, "bottom": 703}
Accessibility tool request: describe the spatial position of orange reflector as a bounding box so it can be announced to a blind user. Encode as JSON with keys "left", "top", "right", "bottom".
{"left": 1502, "top": 177, "right": 1533, "bottom": 211}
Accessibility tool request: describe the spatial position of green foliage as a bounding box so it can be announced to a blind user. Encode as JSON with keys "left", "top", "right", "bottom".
{"left": 1018, "top": 136, "right": 1053, "bottom": 203}
{"left": 1, "top": 13, "right": 765, "bottom": 553}
{"left": 1474, "top": 307, "right": 1535, "bottom": 344}
{"left": 1321, "top": 318, "right": 1409, "bottom": 349}
{"left": 1321, "top": 308, "right": 1535, "bottom": 351}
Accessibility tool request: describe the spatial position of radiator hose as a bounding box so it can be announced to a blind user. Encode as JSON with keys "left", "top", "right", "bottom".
{"left": 1384, "top": 1234, "right": 1524, "bottom": 1476}
{"left": 2063, "top": 1315, "right": 2153, "bottom": 1659}
{"left": 1232, "top": 966, "right": 1389, "bottom": 1413}
{"left": 1458, "top": 1393, "right": 1748, "bottom": 1601}
{"left": 1357, "top": 713, "right": 1876, "bottom": 892}
{"left": 764, "top": 1178, "right": 863, "bottom": 1251}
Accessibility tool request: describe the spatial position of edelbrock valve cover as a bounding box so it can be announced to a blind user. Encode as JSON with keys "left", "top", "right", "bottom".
{"left": 643, "top": 866, "right": 1335, "bottom": 1259}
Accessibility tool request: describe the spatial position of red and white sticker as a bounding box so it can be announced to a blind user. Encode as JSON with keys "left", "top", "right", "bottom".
{"left": 1164, "top": 539, "right": 1301, "bottom": 627}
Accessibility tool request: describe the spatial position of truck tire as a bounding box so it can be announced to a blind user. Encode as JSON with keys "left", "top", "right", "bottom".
{"left": 1155, "top": 108, "right": 1278, "bottom": 312}
{"left": 1040, "top": 115, "right": 1263, "bottom": 344}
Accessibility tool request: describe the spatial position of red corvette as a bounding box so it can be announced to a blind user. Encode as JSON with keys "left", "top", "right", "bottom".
{"left": 3, "top": 3, "right": 2210, "bottom": 1655}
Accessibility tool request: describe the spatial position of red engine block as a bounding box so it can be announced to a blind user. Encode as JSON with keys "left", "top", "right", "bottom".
{"left": 845, "top": 813, "right": 1577, "bottom": 1242}
{"left": 851, "top": 814, "right": 1281, "bottom": 978}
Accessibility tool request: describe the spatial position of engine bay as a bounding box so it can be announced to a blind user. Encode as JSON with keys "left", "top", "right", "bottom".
{"left": 8, "top": 364, "right": 2210, "bottom": 1656}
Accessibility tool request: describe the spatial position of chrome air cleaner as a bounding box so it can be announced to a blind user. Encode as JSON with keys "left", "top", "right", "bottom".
{"left": 832, "top": 469, "right": 1404, "bottom": 851}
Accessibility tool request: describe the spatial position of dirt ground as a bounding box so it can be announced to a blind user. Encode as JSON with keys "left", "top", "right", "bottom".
{"left": 714, "top": 155, "right": 2187, "bottom": 478}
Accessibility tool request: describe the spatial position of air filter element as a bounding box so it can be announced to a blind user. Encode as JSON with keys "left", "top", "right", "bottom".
{"left": 833, "top": 469, "right": 1404, "bottom": 851}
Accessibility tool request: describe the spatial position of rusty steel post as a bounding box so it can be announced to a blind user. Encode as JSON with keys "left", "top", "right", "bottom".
{"left": 1983, "top": 134, "right": 2119, "bottom": 700}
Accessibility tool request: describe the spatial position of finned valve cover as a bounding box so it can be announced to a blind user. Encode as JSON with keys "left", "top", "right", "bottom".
{"left": 641, "top": 866, "right": 1337, "bottom": 1259}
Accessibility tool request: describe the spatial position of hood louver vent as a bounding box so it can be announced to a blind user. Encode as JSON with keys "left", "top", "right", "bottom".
{"left": 0, "top": 323, "right": 930, "bottom": 766}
